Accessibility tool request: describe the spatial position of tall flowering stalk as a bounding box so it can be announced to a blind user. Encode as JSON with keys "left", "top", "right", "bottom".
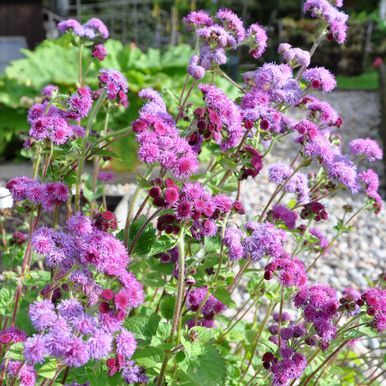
{"left": 0, "top": 2, "right": 385, "bottom": 386}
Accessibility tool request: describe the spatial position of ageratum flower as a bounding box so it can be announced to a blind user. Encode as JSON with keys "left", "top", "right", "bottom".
{"left": 92, "top": 44, "right": 107, "bottom": 61}
{"left": 269, "top": 204, "right": 298, "bottom": 229}
{"left": 99, "top": 68, "right": 129, "bottom": 106}
{"left": 245, "top": 22, "right": 268, "bottom": 59}
{"left": 224, "top": 227, "right": 245, "bottom": 260}
{"left": 216, "top": 8, "right": 246, "bottom": 44}
{"left": 349, "top": 138, "right": 383, "bottom": 162}
{"left": 29, "top": 300, "right": 57, "bottom": 331}
{"left": 243, "top": 222, "right": 287, "bottom": 261}
{"left": 58, "top": 17, "right": 109, "bottom": 39}
{"left": 198, "top": 84, "right": 243, "bottom": 150}
{"left": 183, "top": 10, "right": 214, "bottom": 30}
{"left": 66, "top": 87, "right": 93, "bottom": 119}
{"left": 302, "top": 67, "right": 337, "bottom": 92}
{"left": 24, "top": 334, "right": 48, "bottom": 365}
{"left": 116, "top": 329, "right": 137, "bottom": 358}
{"left": 278, "top": 43, "right": 311, "bottom": 68}
{"left": 133, "top": 88, "right": 198, "bottom": 178}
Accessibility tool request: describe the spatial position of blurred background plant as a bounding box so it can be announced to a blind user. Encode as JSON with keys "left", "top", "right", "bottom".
{"left": 0, "top": 0, "right": 384, "bottom": 170}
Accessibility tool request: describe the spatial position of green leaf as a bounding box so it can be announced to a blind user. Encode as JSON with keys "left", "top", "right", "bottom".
{"left": 142, "top": 271, "right": 166, "bottom": 287}
{"left": 160, "top": 295, "right": 176, "bottom": 319}
{"left": 38, "top": 358, "right": 58, "bottom": 379}
{"left": 129, "top": 215, "right": 157, "bottom": 257}
{"left": 132, "top": 346, "right": 164, "bottom": 369}
{"left": 5, "top": 342, "right": 24, "bottom": 360}
{"left": 124, "top": 314, "right": 161, "bottom": 342}
{"left": 148, "top": 235, "right": 177, "bottom": 257}
{"left": 177, "top": 345, "right": 226, "bottom": 385}
{"left": 212, "top": 287, "right": 234, "bottom": 307}
{"left": 0, "top": 287, "right": 14, "bottom": 316}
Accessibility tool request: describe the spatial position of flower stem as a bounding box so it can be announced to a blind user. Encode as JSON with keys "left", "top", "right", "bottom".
{"left": 156, "top": 228, "right": 186, "bottom": 386}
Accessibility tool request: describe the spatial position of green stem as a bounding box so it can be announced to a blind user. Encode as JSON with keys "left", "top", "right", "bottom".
{"left": 156, "top": 229, "right": 186, "bottom": 386}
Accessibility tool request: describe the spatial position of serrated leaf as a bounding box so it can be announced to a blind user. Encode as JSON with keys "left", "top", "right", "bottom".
{"left": 5, "top": 342, "right": 24, "bottom": 360}
{"left": 178, "top": 345, "right": 226, "bottom": 385}
{"left": 129, "top": 215, "right": 156, "bottom": 257}
{"left": 132, "top": 346, "right": 164, "bottom": 369}
{"left": 124, "top": 314, "right": 161, "bottom": 342}
{"left": 212, "top": 287, "right": 234, "bottom": 307}
{"left": 160, "top": 295, "right": 175, "bottom": 319}
{"left": 148, "top": 235, "right": 177, "bottom": 257}
{"left": 0, "top": 287, "right": 14, "bottom": 316}
{"left": 38, "top": 358, "right": 58, "bottom": 379}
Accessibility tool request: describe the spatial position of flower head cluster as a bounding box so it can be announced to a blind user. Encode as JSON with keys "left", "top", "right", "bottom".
{"left": 349, "top": 138, "right": 383, "bottom": 163}
{"left": 31, "top": 213, "right": 144, "bottom": 311}
{"left": 157, "top": 182, "right": 233, "bottom": 240}
{"left": 278, "top": 43, "right": 311, "bottom": 68}
{"left": 359, "top": 169, "right": 383, "bottom": 213}
{"left": 268, "top": 163, "right": 310, "bottom": 204}
{"left": 362, "top": 288, "right": 386, "bottom": 332}
{"left": 268, "top": 204, "right": 298, "bottom": 229}
{"left": 23, "top": 297, "right": 140, "bottom": 385}
{"left": 0, "top": 327, "right": 27, "bottom": 344}
{"left": 295, "top": 285, "right": 339, "bottom": 345}
{"left": 58, "top": 17, "right": 109, "bottom": 40}
{"left": 243, "top": 63, "right": 302, "bottom": 106}
{"left": 302, "top": 67, "right": 337, "bottom": 92}
{"left": 265, "top": 254, "right": 308, "bottom": 288}
{"left": 66, "top": 87, "right": 93, "bottom": 119}
{"left": 92, "top": 44, "right": 107, "bottom": 61}
{"left": 132, "top": 88, "right": 198, "bottom": 178}
{"left": 6, "top": 177, "right": 69, "bottom": 211}
{"left": 243, "top": 221, "right": 287, "bottom": 261}
{"left": 99, "top": 69, "right": 129, "bottom": 106}
{"left": 301, "top": 96, "right": 342, "bottom": 127}
{"left": 186, "top": 287, "right": 226, "bottom": 328}
{"left": 184, "top": 9, "right": 267, "bottom": 78}
{"left": 5, "top": 360, "right": 36, "bottom": 386}
{"left": 304, "top": 0, "right": 348, "bottom": 44}
{"left": 197, "top": 84, "right": 243, "bottom": 150}
{"left": 27, "top": 102, "right": 75, "bottom": 144}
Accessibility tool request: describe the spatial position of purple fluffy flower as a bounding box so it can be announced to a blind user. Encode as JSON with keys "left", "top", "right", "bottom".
{"left": 243, "top": 222, "right": 287, "bottom": 261}
{"left": 224, "top": 227, "right": 245, "bottom": 260}
{"left": 183, "top": 10, "right": 213, "bottom": 30}
{"left": 41, "top": 84, "right": 58, "bottom": 98}
{"left": 88, "top": 329, "right": 113, "bottom": 359}
{"left": 66, "top": 87, "right": 93, "bottom": 119}
{"left": 216, "top": 8, "right": 245, "bottom": 44}
{"left": 265, "top": 255, "right": 308, "bottom": 288}
{"left": 245, "top": 23, "right": 268, "bottom": 59}
{"left": 92, "top": 44, "right": 107, "bottom": 61}
{"left": 303, "top": 67, "right": 336, "bottom": 92}
{"left": 349, "top": 138, "right": 383, "bottom": 162}
{"left": 278, "top": 43, "right": 311, "bottom": 68}
{"left": 83, "top": 18, "right": 109, "bottom": 39}
{"left": 62, "top": 335, "right": 90, "bottom": 367}
{"left": 57, "top": 299, "right": 84, "bottom": 321}
{"left": 57, "top": 19, "right": 84, "bottom": 36}
{"left": 116, "top": 329, "right": 137, "bottom": 358}
{"left": 29, "top": 300, "right": 57, "bottom": 330}
{"left": 199, "top": 84, "right": 243, "bottom": 150}
{"left": 358, "top": 169, "right": 379, "bottom": 194}
{"left": 6, "top": 361, "right": 36, "bottom": 386}
{"left": 99, "top": 68, "right": 128, "bottom": 106}
{"left": 122, "top": 360, "right": 149, "bottom": 384}
{"left": 325, "top": 156, "right": 359, "bottom": 193}
{"left": 268, "top": 163, "right": 293, "bottom": 185}
{"left": 0, "top": 327, "right": 26, "bottom": 344}
{"left": 269, "top": 204, "right": 298, "bottom": 229}
{"left": 67, "top": 213, "right": 93, "bottom": 235}
{"left": 24, "top": 334, "right": 48, "bottom": 364}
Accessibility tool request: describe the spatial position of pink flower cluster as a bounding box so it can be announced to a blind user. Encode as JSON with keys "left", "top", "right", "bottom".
{"left": 6, "top": 176, "right": 68, "bottom": 211}
{"left": 156, "top": 181, "right": 234, "bottom": 240}
{"left": 58, "top": 17, "right": 109, "bottom": 39}
{"left": 132, "top": 88, "right": 198, "bottom": 178}
{"left": 186, "top": 287, "right": 226, "bottom": 328}
{"left": 303, "top": 0, "right": 348, "bottom": 44}
{"left": 99, "top": 69, "right": 129, "bottom": 106}
{"left": 184, "top": 9, "right": 268, "bottom": 79}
